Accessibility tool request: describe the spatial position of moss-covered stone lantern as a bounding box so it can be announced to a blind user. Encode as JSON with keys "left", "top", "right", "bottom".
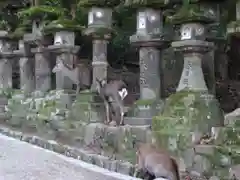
{"left": 152, "top": 0, "right": 224, "bottom": 157}
{"left": 18, "top": 5, "right": 61, "bottom": 92}
{"left": 81, "top": 0, "right": 118, "bottom": 91}
{"left": 124, "top": 0, "right": 177, "bottom": 125}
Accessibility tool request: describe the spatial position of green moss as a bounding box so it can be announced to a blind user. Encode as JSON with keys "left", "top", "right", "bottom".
{"left": 134, "top": 99, "right": 155, "bottom": 106}
{"left": 43, "top": 18, "right": 84, "bottom": 35}
{"left": 126, "top": 98, "right": 162, "bottom": 117}
{"left": 83, "top": 26, "right": 115, "bottom": 38}
{"left": 167, "top": 4, "right": 215, "bottom": 24}
{"left": 0, "top": 88, "right": 19, "bottom": 98}
{"left": 78, "top": 0, "right": 120, "bottom": 8}
{"left": 18, "top": 6, "right": 66, "bottom": 21}
{"left": 8, "top": 26, "right": 32, "bottom": 39}
{"left": 123, "top": 0, "right": 170, "bottom": 9}
{"left": 152, "top": 90, "right": 224, "bottom": 154}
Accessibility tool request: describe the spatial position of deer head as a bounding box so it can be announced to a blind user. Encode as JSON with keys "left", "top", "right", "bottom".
{"left": 52, "top": 59, "right": 64, "bottom": 73}
{"left": 95, "top": 78, "right": 107, "bottom": 94}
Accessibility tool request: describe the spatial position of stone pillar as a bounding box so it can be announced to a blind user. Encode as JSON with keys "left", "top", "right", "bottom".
{"left": 92, "top": 39, "right": 108, "bottom": 90}
{"left": 139, "top": 47, "right": 161, "bottom": 99}
{"left": 32, "top": 47, "right": 51, "bottom": 92}
{"left": 83, "top": 7, "right": 112, "bottom": 91}
{"left": 18, "top": 40, "right": 35, "bottom": 93}
{"left": 173, "top": 23, "right": 212, "bottom": 92}
{"left": 53, "top": 31, "right": 75, "bottom": 90}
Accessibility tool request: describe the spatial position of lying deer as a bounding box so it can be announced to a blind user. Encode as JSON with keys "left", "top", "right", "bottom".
{"left": 95, "top": 78, "right": 128, "bottom": 126}
{"left": 134, "top": 143, "right": 180, "bottom": 180}
{"left": 52, "top": 58, "right": 91, "bottom": 95}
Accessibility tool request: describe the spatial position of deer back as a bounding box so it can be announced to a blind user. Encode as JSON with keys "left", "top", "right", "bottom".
{"left": 104, "top": 80, "right": 126, "bottom": 97}
{"left": 73, "top": 57, "right": 92, "bottom": 87}
{"left": 77, "top": 63, "right": 92, "bottom": 87}
{"left": 137, "top": 143, "right": 180, "bottom": 180}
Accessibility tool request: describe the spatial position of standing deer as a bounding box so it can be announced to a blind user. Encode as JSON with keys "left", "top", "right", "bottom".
{"left": 95, "top": 78, "right": 128, "bottom": 126}
{"left": 134, "top": 143, "right": 180, "bottom": 180}
{"left": 52, "top": 58, "right": 91, "bottom": 95}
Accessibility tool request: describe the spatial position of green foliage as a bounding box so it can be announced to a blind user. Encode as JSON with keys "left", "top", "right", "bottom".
{"left": 123, "top": 0, "right": 170, "bottom": 8}
{"left": 167, "top": 3, "right": 215, "bottom": 24}
{"left": 78, "top": 0, "right": 121, "bottom": 8}
{"left": 17, "top": 5, "right": 66, "bottom": 20}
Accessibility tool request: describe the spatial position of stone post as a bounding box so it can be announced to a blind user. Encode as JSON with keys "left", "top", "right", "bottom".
{"left": 48, "top": 31, "right": 78, "bottom": 90}
{"left": 0, "top": 31, "right": 14, "bottom": 119}
{"left": 83, "top": 7, "right": 112, "bottom": 91}
{"left": 32, "top": 46, "right": 51, "bottom": 92}
{"left": 18, "top": 40, "right": 35, "bottom": 93}
{"left": 0, "top": 32, "right": 13, "bottom": 89}
{"left": 128, "top": 9, "right": 169, "bottom": 120}
{"left": 92, "top": 39, "right": 108, "bottom": 91}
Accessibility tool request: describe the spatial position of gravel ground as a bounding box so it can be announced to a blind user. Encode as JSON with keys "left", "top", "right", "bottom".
{"left": 0, "top": 134, "right": 140, "bottom": 180}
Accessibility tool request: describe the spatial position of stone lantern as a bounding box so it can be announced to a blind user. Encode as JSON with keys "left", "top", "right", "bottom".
{"left": 83, "top": 7, "right": 113, "bottom": 91}
{"left": 126, "top": 6, "right": 172, "bottom": 123}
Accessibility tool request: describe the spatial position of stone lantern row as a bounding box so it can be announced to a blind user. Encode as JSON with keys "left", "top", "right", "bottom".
{"left": 0, "top": 2, "right": 227, "bottom": 99}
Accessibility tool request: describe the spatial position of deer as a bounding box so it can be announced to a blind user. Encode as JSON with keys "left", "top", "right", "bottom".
{"left": 133, "top": 142, "right": 180, "bottom": 180}
{"left": 95, "top": 78, "right": 128, "bottom": 126}
{"left": 52, "top": 58, "right": 91, "bottom": 95}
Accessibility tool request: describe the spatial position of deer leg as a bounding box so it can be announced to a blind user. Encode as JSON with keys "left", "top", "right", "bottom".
{"left": 133, "top": 164, "right": 140, "bottom": 177}
{"left": 104, "top": 101, "right": 110, "bottom": 124}
{"left": 76, "top": 83, "right": 80, "bottom": 95}
{"left": 119, "top": 104, "right": 124, "bottom": 126}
